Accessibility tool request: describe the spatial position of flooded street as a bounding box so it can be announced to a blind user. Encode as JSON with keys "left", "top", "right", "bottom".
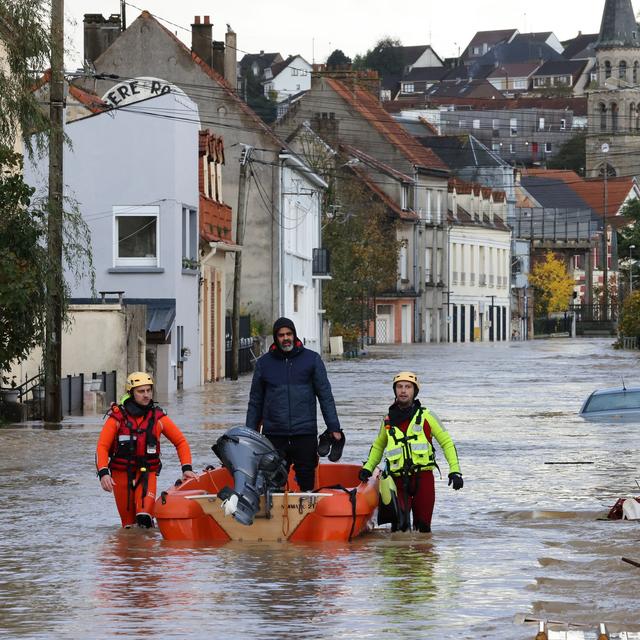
{"left": 1, "top": 337, "right": 640, "bottom": 639}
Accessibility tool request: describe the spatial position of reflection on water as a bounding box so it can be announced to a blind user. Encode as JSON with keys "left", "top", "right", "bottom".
{"left": 1, "top": 338, "right": 640, "bottom": 639}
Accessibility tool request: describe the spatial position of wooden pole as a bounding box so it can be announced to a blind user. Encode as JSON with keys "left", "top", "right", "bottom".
{"left": 44, "top": 0, "right": 64, "bottom": 423}
{"left": 230, "top": 146, "right": 252, "bottom": 380}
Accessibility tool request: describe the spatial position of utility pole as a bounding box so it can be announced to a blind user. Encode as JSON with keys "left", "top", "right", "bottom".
{"left": 45, "top": 0, "right": 64, "bottom": 423}
{"left": 230, "top": 145, "right": 253, "bottom": 380}
{"left": 602, "top": 143, "right": 609, "bottom": 320}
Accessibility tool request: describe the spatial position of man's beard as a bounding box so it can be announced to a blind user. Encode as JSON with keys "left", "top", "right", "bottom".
{"left": 280, "top": 342, "right": 294, "bottom": 352}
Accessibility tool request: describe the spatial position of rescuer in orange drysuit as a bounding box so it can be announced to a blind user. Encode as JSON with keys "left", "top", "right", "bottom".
{"left": 96, "top": 371, "right": 196, "bottom": 528}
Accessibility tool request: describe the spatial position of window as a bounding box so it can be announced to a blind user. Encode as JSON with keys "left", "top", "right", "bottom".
{"left": 611, "top": 102, "right": 619, "bottom": 131}
{"left": 620, "top": 60, "right": 628, "bottom": 80}
{"left": 425, "top": 247, "right": 432, "bottom": 282}
{"left": 182, "top": 207, "right": 197, "bottom": 270}
{"left": 510, "top": 118, "right": 517, "bottom": 136}
{"left": 538, "top": 117, "right": 545, "bottom": 131}
{"left": 293, "top": 284, "right": 303, "bottom": 312}
{"left": 509, "top": 143, "right": 515, "bottom": 154}
{"left": 403, "top": 82, "right": 415, "bottom": 93}
{"left": 114, "top": 205, "right": 159, "bottom": 267}
{"left": 545, "top": 142, "right": 552, "bottom": 153}
{"left": 492, "top": 142, "right": 500, "bottom": 153}
{"left": 514, "top": 79, "right": 526, "bottom": 89}
{"left": 605, "top": 60, "right": 612, "bottom": 78}
{"left": 458, "top": 119, "right": 466, "bottom": 129}
{"left": 600, "top": 103, "right": 607, "bottom": 130}
{"left": 401, "top": 184, "right": 409, "bottom": 210}
{"left": 473, "top": 46, "right": 480, "bottom": 55}
{"left": 560, "top": 118, "right": 566, "bottom": 130}
{"left": 635, "top": 61, "right": 639, "bottom": 84}
{"left": 473, "top": 119, "right": 480, "bottom": 129}
{"left": 399, "top": 242, "right": 408, "bottom": 280}
{"left": 292, "top": 68, "right": 299, "bottom": 76}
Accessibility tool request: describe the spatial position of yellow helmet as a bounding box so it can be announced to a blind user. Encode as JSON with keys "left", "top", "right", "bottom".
{"left": 392, "top": 371, "right": 419, "bottom": 395}
{"left": 125, "top": 371, "right": 154, "bottom": 392}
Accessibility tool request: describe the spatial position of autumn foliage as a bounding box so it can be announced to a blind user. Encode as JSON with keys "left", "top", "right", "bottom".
{"left": 529, "top": 251, "right": 575, "bottom": 316}
{"left": 619, "top": 290, "right": 640, "bottom": 337}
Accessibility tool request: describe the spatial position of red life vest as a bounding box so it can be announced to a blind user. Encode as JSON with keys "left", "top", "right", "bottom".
{"left": 107, "top": 403, "right": 164, "bottom": 473}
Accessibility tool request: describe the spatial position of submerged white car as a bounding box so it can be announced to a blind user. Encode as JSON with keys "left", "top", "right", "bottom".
{"left": 579, "top": 386, "right": 640, "bottom": 420}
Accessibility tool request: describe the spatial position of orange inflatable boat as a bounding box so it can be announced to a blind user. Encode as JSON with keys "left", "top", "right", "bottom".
{"left": 155, "top": 464, "right": 380, "bottom": 543}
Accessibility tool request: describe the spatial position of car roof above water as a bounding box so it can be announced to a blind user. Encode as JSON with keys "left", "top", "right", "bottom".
{"left": 580, "top": 386, "right": 640, "bottom": 417}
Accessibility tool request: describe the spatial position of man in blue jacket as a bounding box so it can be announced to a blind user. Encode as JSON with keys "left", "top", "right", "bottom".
{"left": 245, "top": 317, "right": 343, "bottom": 491}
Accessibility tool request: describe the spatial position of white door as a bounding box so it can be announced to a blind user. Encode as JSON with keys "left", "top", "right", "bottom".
{"left": 376, "top": 304, "right": 394, "bottom": 343}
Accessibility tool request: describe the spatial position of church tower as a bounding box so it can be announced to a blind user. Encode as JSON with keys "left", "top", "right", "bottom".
{"left": 586, "top": 0, "right": 640, "bottom": 177}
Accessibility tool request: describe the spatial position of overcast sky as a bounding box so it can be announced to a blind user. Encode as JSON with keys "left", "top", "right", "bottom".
{"left": 64, "top": 0, "right": 612, "bottom": 69}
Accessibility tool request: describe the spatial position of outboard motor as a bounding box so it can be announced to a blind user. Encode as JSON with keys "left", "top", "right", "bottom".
{"left": 211, "top": 426, "right": 288, "bottom": 526}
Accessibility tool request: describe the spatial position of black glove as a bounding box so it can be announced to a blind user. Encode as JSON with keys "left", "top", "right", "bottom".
{"left": 448, "top": 472, "right": 463, "bottom": 490}
{"left": 358, "top": 468, "right": 372, "bottom": 483}
{"left": 317, "top": 430, "right": 332, "bottom": 457}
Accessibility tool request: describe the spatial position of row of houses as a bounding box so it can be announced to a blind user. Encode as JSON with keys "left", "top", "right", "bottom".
{"left": 7, "top": 2, "right": 638, "bottom": 398}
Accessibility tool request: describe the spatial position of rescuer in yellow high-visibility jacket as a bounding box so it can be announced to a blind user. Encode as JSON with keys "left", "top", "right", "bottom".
{"left": 358, "top": 371, "right": 463, "bottom": 533}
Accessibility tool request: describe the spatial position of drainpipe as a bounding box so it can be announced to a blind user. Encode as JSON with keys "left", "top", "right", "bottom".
{"left": 413, "top": 169, "right": 420, "bottom": 342}
{"left": 280, "top": 157, "right": 285, "bottom": 317}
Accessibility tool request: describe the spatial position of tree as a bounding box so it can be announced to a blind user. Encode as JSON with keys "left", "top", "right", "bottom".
{"left": 241, "top": 67, "right": 277, "bottom": 123}
{"left": 353, "top": 37, "right": 404, "bottom": 78}
{"left": 323, "top": 171, "right": 400, "bottom": 341}
{"left": 619, "top": 290, "right": 640, "bottom": 337}
{"left": 0, "top": 146, "right": 47, "bottom": 381}
{"left": 326, "top": 49, "right": 352, "bottom": 69}
{"left": 546, "top": 133, "right": 586, "bottom": 175}
{"left": 0, "top": 0, "right": 51, "bottom": 151}
{"left": 529, "top": 251, "right": 574, "bottom": 316}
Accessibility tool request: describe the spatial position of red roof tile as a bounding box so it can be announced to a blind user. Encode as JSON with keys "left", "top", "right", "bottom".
{"left": 325, "top": 77, "right": 448, "bottom": 171}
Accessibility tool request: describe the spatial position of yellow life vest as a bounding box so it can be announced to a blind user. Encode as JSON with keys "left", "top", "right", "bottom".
{"left": 384, "top": 408, "right": 436, "bottom": 475}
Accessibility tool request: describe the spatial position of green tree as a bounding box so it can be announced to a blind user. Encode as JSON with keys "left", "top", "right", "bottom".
{"left": 323, "top": 172, "right": 399, "bottom": 341}
{"left": 326, "top": 49, "right": 352, "bottom": 69}
{"left": 546, "top": 133, "right": 586, "bottom": 175}
{"left": 529, "top": 251, "right": 574, "bottom": 315}
{"left": 242, "top": 68, "right": 277, "bottom": 123}
{"left": 0, "top": 146, "right": 47, "bottom": 380}
{"left": 618, "top": 290, "right": 640, "bottom": 337}
{"left": 353, "top": 37, "right": 404, "bottom": 78}
{"left": 0, "top": 0, "right": 51, "bottom": 151}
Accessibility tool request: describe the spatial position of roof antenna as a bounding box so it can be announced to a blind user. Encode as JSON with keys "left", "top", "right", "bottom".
{"left": 622, "top": 376, "right": 627, "bottom": 391}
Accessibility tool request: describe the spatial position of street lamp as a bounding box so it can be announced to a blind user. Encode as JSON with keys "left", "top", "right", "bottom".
{"left": 630, "top": 244, "right": 636, "bottom": 294}
{"left": 601, "top": 143, "right": 610, "bottom": 319}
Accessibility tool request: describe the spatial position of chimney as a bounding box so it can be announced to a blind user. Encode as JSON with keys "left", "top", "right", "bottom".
{"left": 224, "top": 27, "right": 237, "bottom": 90}
{"left": 192, "top": 15, "right": 213, "bottom": 67}
{"left": 83, "top": 13, "right": 121, "bottom": 65}
{"left": 212, "top": 40, "right": 225, "bottom": 77}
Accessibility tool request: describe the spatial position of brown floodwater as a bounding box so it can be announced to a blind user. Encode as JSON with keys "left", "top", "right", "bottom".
{"left": 1, "top": 338, "right": 639, "bottom": 639}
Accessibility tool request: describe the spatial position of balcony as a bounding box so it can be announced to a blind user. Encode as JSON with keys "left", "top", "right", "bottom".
{"left": 452, "top": 271, "right": 458, "bottom": 285}
{"left": 470, "top": 272, "right": 475, "bottom": 285}
{"left": 479, "top": 274, "right": 487, "bottom": 286}
{"left": 459, "top": 272, "right": 466, "bottom": 285}
{"left": 489, "top": 274, "right": 495, "bottom": 287}
{"left": 312, "top": 248, "right": 331, "bottom": 277}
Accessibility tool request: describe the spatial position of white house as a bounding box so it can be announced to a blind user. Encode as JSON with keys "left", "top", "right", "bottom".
{"left": 263, "top": 55, "right": 312, "bottom": 103}
{"left": 279, "top": 153, "right": 328, "bottom": 351}
{"left": 25, "top": 90, "right": 202, "bottom": 396}
{"left": 447, "top": 181, "right": 512, "bottom": 342}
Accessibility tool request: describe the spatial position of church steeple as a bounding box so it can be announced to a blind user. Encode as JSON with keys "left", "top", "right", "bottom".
{"left": 596, "top": 0, "right": 639, "bottom": 49}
